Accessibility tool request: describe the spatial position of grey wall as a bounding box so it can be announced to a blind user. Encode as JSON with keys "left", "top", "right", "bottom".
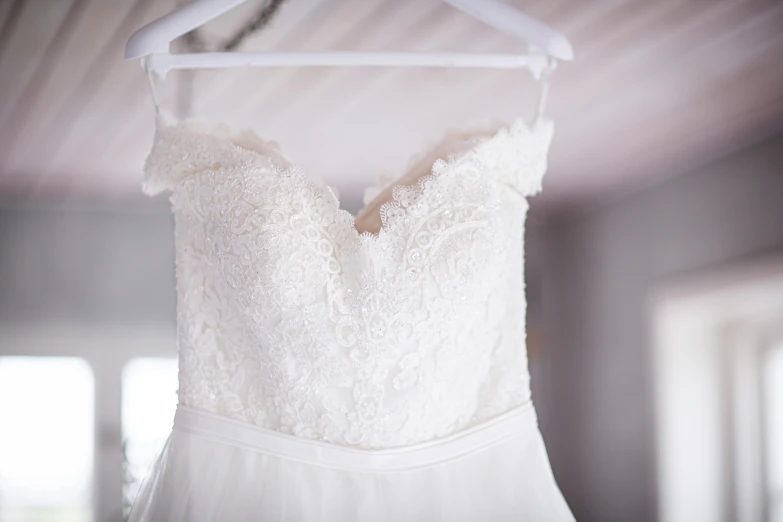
{"left": 537, "top": 132, "right": 783, "bottom": 522}
{"left": 0, "top": 200, "right": 176, "bottom": 325}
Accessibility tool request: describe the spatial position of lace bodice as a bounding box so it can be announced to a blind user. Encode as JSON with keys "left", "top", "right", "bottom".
{"left": 143, "top": 115, "right": 554, "bottom": 449}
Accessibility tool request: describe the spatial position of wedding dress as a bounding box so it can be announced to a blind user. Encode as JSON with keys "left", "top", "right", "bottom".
{"left": 128, "top": 107, "right": 576, "bottom": 521}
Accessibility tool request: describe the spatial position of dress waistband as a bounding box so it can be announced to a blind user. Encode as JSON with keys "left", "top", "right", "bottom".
{"left": 173, "top": 403, "right": 538, "bottom": 473}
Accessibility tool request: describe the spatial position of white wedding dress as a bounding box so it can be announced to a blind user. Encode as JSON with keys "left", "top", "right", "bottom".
{"left": 128, "top": 110, "right": 576, "bottom": 521}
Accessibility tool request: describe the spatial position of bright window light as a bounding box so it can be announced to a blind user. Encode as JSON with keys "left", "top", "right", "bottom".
{"left": 766, "top": 343, "right": 783, "bottom": 522}
{"left": 0, "top": 356, "right": 94, "bottom": 522}
{"left": 121, "top": 357, "right": 178, "bottom": 512}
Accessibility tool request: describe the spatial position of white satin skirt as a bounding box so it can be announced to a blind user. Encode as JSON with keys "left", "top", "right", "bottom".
{"left": 127, "top": 402, "right": 575, "bottom": 522}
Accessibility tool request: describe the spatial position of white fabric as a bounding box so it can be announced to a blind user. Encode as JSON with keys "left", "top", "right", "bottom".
{"left": 130, "top": 405, "right": 573, "bottom": 522}
{"left": 128, "top": 112, "right": 575, "bottom": 521}
{"left": 172, "top": 401, "right": 535, "bottom": 472}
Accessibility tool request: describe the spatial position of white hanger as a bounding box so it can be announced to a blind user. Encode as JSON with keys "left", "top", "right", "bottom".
{"left": 125, "top": 0, "right": 573, "bottom": 80}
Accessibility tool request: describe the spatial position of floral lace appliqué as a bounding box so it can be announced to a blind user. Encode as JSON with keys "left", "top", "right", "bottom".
{"left": 143, "top": 116, "right": 554, "bottom": 449}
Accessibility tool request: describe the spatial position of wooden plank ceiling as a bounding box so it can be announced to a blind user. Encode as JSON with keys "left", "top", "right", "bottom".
{"left": 0, "top": 0, "right": 782, "bottom": 210}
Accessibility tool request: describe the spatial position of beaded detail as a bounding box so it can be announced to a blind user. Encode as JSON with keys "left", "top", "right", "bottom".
{"left": 143, "top": 116, "right": 554, "bottom": 449}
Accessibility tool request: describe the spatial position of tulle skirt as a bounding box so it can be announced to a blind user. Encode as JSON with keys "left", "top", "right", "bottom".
{"left": 127, "top": 403, "right": 575, "bottom": 522}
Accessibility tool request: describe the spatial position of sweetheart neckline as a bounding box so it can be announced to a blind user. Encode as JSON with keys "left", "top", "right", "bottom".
{"left": 152, "top": 113, "right": 553, "bottom": 241}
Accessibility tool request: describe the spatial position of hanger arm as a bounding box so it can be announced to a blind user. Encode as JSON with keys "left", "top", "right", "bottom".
{"left": 126, "top": 0, "right": 246, "bottom": 59}
{"left": 443, "top": 0, "right": 573, "bottom": 61}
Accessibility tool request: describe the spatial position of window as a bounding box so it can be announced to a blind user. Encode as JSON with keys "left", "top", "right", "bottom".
{"left": 0, "top": 357, "right": 94, "bottom": 522}
{"left": 121, "top": 357, "right": 178, "bottom": 516}
{"left": 765, "top": 343, "right": 783, "bottom": 522}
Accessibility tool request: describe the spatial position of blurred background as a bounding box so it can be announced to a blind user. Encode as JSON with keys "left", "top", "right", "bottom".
{"left": 1, "top": 0, "right": 782, "bottom": 521}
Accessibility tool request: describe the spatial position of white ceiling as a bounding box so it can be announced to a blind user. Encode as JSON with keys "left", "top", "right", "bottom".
{"left": 1, "top": 0, "right": 782, "bottom": 210}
